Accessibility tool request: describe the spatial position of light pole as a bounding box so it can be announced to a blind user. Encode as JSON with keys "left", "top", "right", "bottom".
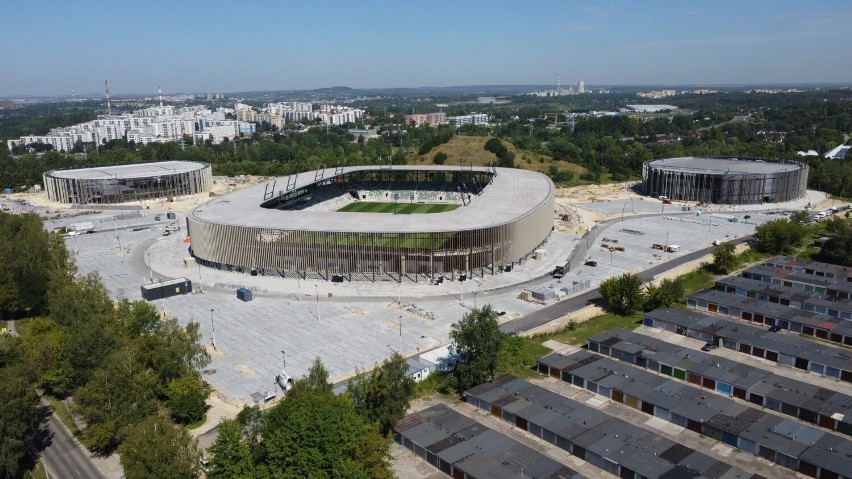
{"left": 148, "top": 253, "right": 153, "bottom": 283}
{"left": 621, "top": 202, "right": 627, "bottom": 223}
{"left": 315, "top": 284, "right": 320, "bottom": 321}
{"left": 281, "top": 350, "right": 286, "bottom": 370}
{"left": 210, "top": 308, "right": 216, "bottom": 350}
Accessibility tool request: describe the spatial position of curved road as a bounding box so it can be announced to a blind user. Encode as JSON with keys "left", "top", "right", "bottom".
{"left": 499, "top": 236, "right": 750, "bottom": 334}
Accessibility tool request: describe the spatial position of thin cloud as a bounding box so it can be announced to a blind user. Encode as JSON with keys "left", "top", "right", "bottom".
{"left": 566, "top": 22, "right": 603, "bottom": 32}
{"left": 584, "top": 5, "right": 626, "bottom": 18}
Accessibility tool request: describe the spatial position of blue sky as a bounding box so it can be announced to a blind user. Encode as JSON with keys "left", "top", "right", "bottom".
{"left": 2, "top": 0, "right": 851, "bottom": 96}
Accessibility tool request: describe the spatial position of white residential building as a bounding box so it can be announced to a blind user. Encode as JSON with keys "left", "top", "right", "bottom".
{"left": 447, "top": 113, "right": 489, "bottom": 126}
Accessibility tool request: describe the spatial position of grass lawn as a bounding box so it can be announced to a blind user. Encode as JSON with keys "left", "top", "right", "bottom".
{"left": 24, "top": 461, "right": 48, "bottom": 479}
{"left": 680, "top": 269, "right": 715, "bottom": 296}
{"left": 185, "top": 413, "right": 207, "bottom": 430}
{"left": 337, "top": 201, "right": 460, "bottom": 214}
{"left": 550, "top": 311, "right": 644, "bottom": 345}
{"left": 45, "top": 395, "right": 80, "bottom": 436}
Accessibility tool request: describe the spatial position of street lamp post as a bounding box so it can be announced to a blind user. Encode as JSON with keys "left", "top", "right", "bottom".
{"left": 210, "top": 308, "right": 216, "bottom": 350}
{"left": 148, "top": 253, "right": 153, "bottom": 283}
{"left": 315, "top": 284, "right": 320, "bottom": 321}
{"left": 281, "top": 350, "right": 286, "bottom": 370}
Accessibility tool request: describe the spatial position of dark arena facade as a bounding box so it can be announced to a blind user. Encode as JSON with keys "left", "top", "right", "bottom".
{"left": 642, "top": 157, "right": 808, "bottom": 205}
{"left": 43, "top": 161, "right": 212, "bottom": 204}
{"left": 186, "top": 166, "right": 555, "bottom": 281}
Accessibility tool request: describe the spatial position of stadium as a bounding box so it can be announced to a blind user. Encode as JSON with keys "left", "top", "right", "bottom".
{"left": 43, "top": 161, "right": 212, "bottom": 204}
{"left": 642, "top": 157, "right": 808, "bottom": 205}
{"left": 186, "top": 166, "right": 554, "bottom": 281}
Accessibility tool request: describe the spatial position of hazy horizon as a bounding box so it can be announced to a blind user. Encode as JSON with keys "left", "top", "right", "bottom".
{"left": 3, "top": 0, "right": 851, "bottom": 97}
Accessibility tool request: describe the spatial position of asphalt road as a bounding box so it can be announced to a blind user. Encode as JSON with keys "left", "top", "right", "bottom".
{"left": 500, "top": 236, "right": 750, "bottom": 334}
{"left": 35, "top": 398, "right": 107, "bottom": 479}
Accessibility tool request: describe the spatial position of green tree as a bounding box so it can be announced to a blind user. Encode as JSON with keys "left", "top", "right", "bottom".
{"left": 432, "top": 151, "right": 448, "bottom": 165}
{"left": 18, "top": 318, "right": 73, "bottom": 396}
{"left": 118, "top": 415, "right": 200, "bottom": 479}
{"left": 207, "top": 419, "right": 254, "bottom": 479}
{"left": 136, "top": 319, "right": 211, "bottom": 396}
{"left": 0, "top": 212, "right": 74, "bottom": 319}
{"left": 643, "top": 278, "right": 685, "bottom": 311}
{"left": 74, "top": 344, "right": 160, "bottom": 452}
{"left": 167, "top": 374, "right": 209, "bottom": 425}
{"left": 260, "top": 360, "right": 393, "bottom": 479}
{"left": 118, "top": 300, "right": 161, "bottom": 337}
{"left": 0, "top": 365, "right": 40, "bottom": 479}
{"left": 711, "top": 242, "right": 738, "bottom": 274}
{"left": 347, "top": 352, "right": 416, "bottom": 435}
{"left": 450, "top": 305, "right": 504, "bottom": 393}
{"left": 752, "top": 218, "right": 807, "bottom": 255}
{"left": 599, "top": 273, "right": 645, "bottom": 315}
{"left": 818, "top": 218, "right": 852, "bottom": 266}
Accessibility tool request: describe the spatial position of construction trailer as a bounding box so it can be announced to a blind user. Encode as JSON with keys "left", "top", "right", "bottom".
{"left": 141, "top": 278, "right": 192, "bottom": 301}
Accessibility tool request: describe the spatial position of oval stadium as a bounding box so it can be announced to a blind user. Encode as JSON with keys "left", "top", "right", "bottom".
{"left": 43, "top": 161, "right": 212, "bottom": 204}
{"left": 642, "top": 157, "right": 808, "bottom": 205}
{"left": 186, "top": 166, "right": 554, "bottom": 281}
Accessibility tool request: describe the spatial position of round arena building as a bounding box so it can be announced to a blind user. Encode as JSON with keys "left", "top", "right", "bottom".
{"left": 187, "top": 166, "right": 554, "bottom": 281}
{"left": 642, "top": 157, "right": 808, "bottom": 205}
{"left": 43, "top": 161, "right": 212, "bottom": 204}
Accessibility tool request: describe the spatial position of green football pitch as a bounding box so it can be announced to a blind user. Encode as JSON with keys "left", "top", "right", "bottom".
{"left": 336, "top": 201, "right": 460, "bottom": 214}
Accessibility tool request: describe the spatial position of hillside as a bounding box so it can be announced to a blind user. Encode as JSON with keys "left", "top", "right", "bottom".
{"left": 408, "top": 136, "right": 586, "bottom": 179}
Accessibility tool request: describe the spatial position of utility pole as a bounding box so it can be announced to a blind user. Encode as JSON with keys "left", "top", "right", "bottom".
{"left": 210, "top": 308, "right": 216, "bottom": 350}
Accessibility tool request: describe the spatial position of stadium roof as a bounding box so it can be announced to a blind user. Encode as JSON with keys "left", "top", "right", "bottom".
{"left": 647, "top": 157, "right": 803, "bottom": 175}
{"left": 47, "top": 161, "right": 206, "bottom": 180}
{"left": 189, "top": 166, "right": 553, "bottom": 234}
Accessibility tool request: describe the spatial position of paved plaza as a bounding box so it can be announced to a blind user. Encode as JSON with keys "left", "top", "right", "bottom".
{"left": 5, "top": 188, "right": 828, "bottom": 404}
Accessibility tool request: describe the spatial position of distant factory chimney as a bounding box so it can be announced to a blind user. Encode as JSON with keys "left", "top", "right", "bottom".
{"left": 104, "top": 80, "right": 112, "bottom": 115}
{"left": 158, "top": 85, "right": 163, "bottom": 106}
{"left": 578, "top": 80, "right": 585, "bottom": 94}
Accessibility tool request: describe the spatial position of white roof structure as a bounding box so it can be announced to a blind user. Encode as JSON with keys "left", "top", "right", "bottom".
{"left": 624, "top": 104, "right": 679, "bottom": 113}
{"left": 824, "top": 145, "right": 850, "bottom": 160}
{"left": 189, "top": 166, "right": 553, "bottom": 234}
{"left": 48, "top": 161, "right": 205, "bottom": 180}
{"left": 646, "top": 157, "right": 802, "bottom": 175}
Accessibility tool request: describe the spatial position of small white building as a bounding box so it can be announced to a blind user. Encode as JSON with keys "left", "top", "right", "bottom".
{"left": 824, "top": 145, "right": 850, "bottom": 160}
{"left": 417, "top": 344, "right": 459, "bottom": 374}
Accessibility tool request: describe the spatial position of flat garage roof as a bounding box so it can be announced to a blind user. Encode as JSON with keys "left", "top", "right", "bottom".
{"left": 189, "top": 166, "right": 553, "bottom": 234}
{"left": 47, "top": 161, "right": 207, "bottom": 180}
{"left": 647, "top": 157, "right": 802, "bottom": 175}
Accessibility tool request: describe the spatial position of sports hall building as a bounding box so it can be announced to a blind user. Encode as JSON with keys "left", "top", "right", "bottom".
{"left": 43, "top": 161, "right": 212, "bottom": 204}
{"left": 642, "top": 157, "right": 808, "bottom": 204}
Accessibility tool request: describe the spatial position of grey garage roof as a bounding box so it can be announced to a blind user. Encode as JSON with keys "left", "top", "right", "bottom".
{"left": 188, "top": 165, "right": 553, "bottom": 233}
{"left": 46, "top": 161, "right": 207, "bottom": 180}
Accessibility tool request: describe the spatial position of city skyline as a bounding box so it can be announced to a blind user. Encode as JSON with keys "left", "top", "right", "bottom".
{"left": 3, "top": 0, "right": 851, "bottom": 97}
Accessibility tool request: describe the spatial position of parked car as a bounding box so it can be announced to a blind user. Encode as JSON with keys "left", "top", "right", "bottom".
{"left": 701, "top": 342, "right": 717, "bottom": 352}
{"left": 584, "top": 260, "right": 598, "bottom": 267}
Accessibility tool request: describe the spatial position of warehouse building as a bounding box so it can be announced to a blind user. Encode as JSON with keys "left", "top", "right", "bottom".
{"left": 641, "top": 309, "right": 852, "bottom": 382}
{"left": 586, "top": 329, "right": 852, "bottom": 436}
{"left": 465, "top": 376, "right": 756, "bottom": 479}
{"left": 538, "top": 349, "right": 852, "bottom": 478}
{"left": 393, "top": 404, "right": 585, "bottom": 479}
